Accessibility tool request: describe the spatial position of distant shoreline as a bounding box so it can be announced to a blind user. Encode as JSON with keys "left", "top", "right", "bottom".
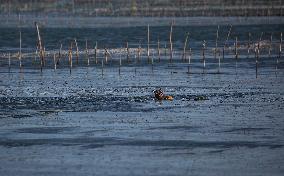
{"left": 0, "top": 16, "right": 284, "bottom": 28}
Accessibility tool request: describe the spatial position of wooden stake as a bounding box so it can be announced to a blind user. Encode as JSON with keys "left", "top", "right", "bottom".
{"left": 169, "top": 21, "right": 173, "bottom": 63}
{"left": 256, "top": 51, "right": 258, "bottom": 78}
{"left": 202, "top": 40, "right": 206, "bottom": 73}
{"left": 226, "top": 25, "right": 233, "bottom": 42}
{"left": 269, "top": 33, "right": 272, "bottom": 58}
{"left": 215, "top": 25, "right": 219, "bottom": 60}
{"left": 151, "top": 51, "right": 154, "bottom": 65}
{"left": 8, "top": 53, "right": 11, "bottom": 71}
{"left": 277, "top": 32, "right": 282, "bottom": 70}
{"left": 53, "top": 53, "right": 57, "bottom": 70}
{"left": 101, "top": 59, "right": 104, "bottom": 76}
{"left": 182, "top": 32, "right": 189, "bottom": 62}
{"left": 255, "top": 44, "right": 258, "bottom": 78}
{"left": 18, "top": 14, "right": 22, "bottom": 69}
{"left": 19, "top": 30, "right": 22, "bottom": 69}
{"left": 85, "top": 39, "right": 89, "bottom": 66}
{"left": 188, "top": 48, "right": 192, "bottom": 74}
{"left": 247, "top": 32, "right": 251, "bottom": 58}
{"left": 104, "top": 48, "right": 108, "bottom": 64}
{"left": 43, "top": 47, "right": 46, "bottom": 65}
{"left": 235, "top": 36, "right": 238, "bottom": 60}
{"left": 59, "top": 43, "right": 62, "bottom": 60}
{"left": 68, "top": 42, "right": 73, "bottom": 74}
{"left": 218, "top": 49, "right": 221, "bottom": 74}
{"left": 157, "top": 38, "right": 161, "bottom": 62}
{"left": 151, "top": 51, "right": 154, "bottom": 72}
{"left": 279, "top": 32, "right": 282, "bottom": 59}
{"left": 95, "top": 41, "right": 98, "bottom": 64}
{"left": 257, "top": 32, "right": 263, "bottom": 61}
{"left": 223, "top": 25, "right": 232, "bottom": 60}
{"left": 119, "top": 53, "right": 121, "bottom": 75}
{"left": 147, "top": 24, "right": 150, "bottom": 63}
{"left": 35, "top": 22, "right": 44, "bottom": 72}
{"left": 126, "top": 41, "right": 130, "bottom": 63}
{"left": 74, "top": 38, "right": 79, "bottom": 65}
{"left": 137, "top": 44, "right": 141, "bottom": 63}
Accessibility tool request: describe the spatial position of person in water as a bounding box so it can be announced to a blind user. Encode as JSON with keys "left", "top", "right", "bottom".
{"left": 154, "top": 88, "right": 173, "bottom": 101}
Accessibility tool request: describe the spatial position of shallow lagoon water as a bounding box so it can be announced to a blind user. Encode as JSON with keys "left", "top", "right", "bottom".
{"left": 0, "top": 23, "right": 284, "bottom": 175}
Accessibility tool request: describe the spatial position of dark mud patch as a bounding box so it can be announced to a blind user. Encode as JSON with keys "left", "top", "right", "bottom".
{"left": 1, "top": 137, "right": 282, "bottom": 150}
{"left": 0, "top": 95, "right": 210, "bottom": 114}
{"left": 14, "top": 126, "right": 77, "bottom": 134}
{"left": 0, "top": 96, "right": 149, "bottom": 113}
{"left": 147, "top": 125, "right": 201, "bottom": 132}
{"left": 0, "top": 137, "right": 120, "bottom": 148}
{"left": 221, "top": 127, "right": 270, "bottom": 133}
{"left": 11, "top": 114, "right": 33, "bottom": 118}
{"left": 207, "top": 149, "right": 226, "bottom": 154}
{"left": 3, "top": 114, "right": 34, "bottom": 119}
{"left": 120, "top": 139, "right": 284, "bottom": 149}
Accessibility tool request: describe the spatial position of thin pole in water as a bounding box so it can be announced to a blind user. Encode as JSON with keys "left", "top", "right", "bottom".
{"left": 104, "top": 48, "right": 108, "bottom": 64}
{"left": 101, "top": 59, "right": 104, "bottom": 76}
{"left": 215, "top": 25, "right": 219, "bottom": 60}
{"left": 137, "top": 43, "right": 141, "bottom": 62}
{"left": 126, "top": 41, "right": 130, "bottom": 63}
{"left": 255, "top": 48, "right": 258, "bottom": 78}
{"left": 182, "top": 32, "right": 189, "bottom": 62}
{"left": 277, "top": 32, "right": 282, "bottom": 71}
{"left": 269, "top": 33, "right": 273, "bottom": 58}
{"left": 74, "top": 38, "right": 79, "bottom": 65}
{"left": 53, "top": 53, "right": 57, "bottom": 71}
{"left": 19, "top": 30, "right": 22, "bottom": 69}
{"left": 8, "top": 53, "right": 11, "bottom": 71}
{"left": 157, "top": 37, "right": 161, "bottom": 62}
{"left": 255, "top": 44, "right": 259, "bottom": 78}
{"left": 59, "top": 43, "right": 62, "bottom": 60}
{"left": 43, "top": 47, "right": 46, "bottom": 66}
{"left": 235, "top": 36, "right": 238, "bottom": 73}
{"left": 223, "top": 25, "right": 232, "bottom": 60}
{"left": 247, "top": 32, "right": 251, "bottom": 58}
{"left": 35, "top": 22, "right": 44, "bottom": 73}
{"left": 188, "top": 48, "right": 192, "bottom": 74}
{"left": 18, "top": 14, "right": 22, "bottom": 70}
{"left": 235, "top": 36, "right": 238, "bottom": 60}
{"left": 69, "top": 42, "right": 73, "bottom": 74}
{"left": 256, "top": 32, "right": 263, "bottom": 77}
{"left": 119, "top": 53, "right": 121, "bottom": 75}
{"left": 95, "top": 41, "right": 98, "bottom": 64}
{"left": 85, "top": 39, "right": 89, "bottom": 66}
{"left": 169, "top": 21, "right": 173, "bottom": 63}
{"left": 218, "top": 49, "right": 221, "bottom": 74}
{"left": 147, "top": 24, "right": 150, "bottom": 63}
{"left": 279, "top": 32, "right": 282, "bottom": 60}
{"left": 202, "top": 40, "right": 206, "bottom": 74}
{"left": 137, "top": 43, "right": 141, "bottom": 63}
{"left": 151, "top": 51, "right": 154, "bottom": 73}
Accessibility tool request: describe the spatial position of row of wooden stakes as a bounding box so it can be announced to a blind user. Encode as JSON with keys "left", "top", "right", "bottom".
{"left": 2, "top": 22, "right": 283, "bottom": 76}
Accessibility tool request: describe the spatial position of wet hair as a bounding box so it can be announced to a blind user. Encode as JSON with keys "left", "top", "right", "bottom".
{"left": 154, "top": 89, "right": 164, "bottom": 100}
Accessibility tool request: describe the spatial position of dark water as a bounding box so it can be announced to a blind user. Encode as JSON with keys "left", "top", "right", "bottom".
{"left": 0, "top": 24, "right": 284, "bottom": 176}
{"left": 0, "top": 24, "right": 283, "bottom": 51}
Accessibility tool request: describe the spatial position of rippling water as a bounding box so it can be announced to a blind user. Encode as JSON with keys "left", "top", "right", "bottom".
{"left": 0, "top": 23, "right": 284, "bottom": 176}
